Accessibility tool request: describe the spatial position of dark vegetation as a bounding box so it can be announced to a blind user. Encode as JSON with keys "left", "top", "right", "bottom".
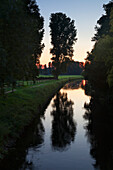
{"left": 51, "top": 91, "right": 76, "bottom": 150}
{"left": 84, "top": 0, "right": 113, "bottom": 102}
{"left": 0, "top": 78, "right": 81, "bottom": 159}
{"left": 39, "top": 61, "right": 84, "bottom": 76}
{"left": 0, "top": 0, "right": 78, "bottom": 95}
{"left": 83, "top": 92, "right": 113, "bottom": 170}
{"left": 0, "top": 0, "right": 44, "bottom": 95}
{"left": 49, "top": 13, "right": 77, "bottom": 79}
{"left": 0, "top": 0, "right": 80, "bottom": 160}
{"left": 1, "top": 0, "right": 113, "bottom": 164}
{"left": 83, "top": 1, "right": 113, "bottom": 168}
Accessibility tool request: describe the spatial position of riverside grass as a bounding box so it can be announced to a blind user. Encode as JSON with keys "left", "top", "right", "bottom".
{"left": 0, "top": 76, "right": 83, "bottom": 159}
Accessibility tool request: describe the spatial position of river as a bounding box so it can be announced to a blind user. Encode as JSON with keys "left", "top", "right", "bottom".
{"left": 1, "top": 80, "right": 113, "bottom": 170}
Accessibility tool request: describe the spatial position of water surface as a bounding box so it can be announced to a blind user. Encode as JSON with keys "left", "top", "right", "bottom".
{"left": 0, "top": 81, "right": 104, "bottom": 170}
{"left": 21, "top": 81, "right": 94, "bottom": 170}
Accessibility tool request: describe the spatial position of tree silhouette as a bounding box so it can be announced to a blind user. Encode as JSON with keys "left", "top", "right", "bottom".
{"left": 51, "top": 91, "right": 76, "bottom": 151}
{"left": 92, "top": 1, "right": 113, "bottom": 41}
{"left": 0, "top": 0, "right": 44, "bottom": 93}
{"left": 84, "top": 1, "right": 113, "bottom": 98}
{"left": 49, "top": 13, "right": 77, "bottom": 79}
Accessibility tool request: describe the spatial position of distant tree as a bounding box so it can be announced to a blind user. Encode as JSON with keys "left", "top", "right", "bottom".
{"left": 61, "top": 61, "right": 84, "bottom": 75}
{"left": 48, "top": 62, "right": 51, "bottom": 69}
{"left": 44, "top": 64, "right": 47, "bottom": 70}
{"left": 49, "top": 13, "right": 77, "bottom": 79}
{"left": 39, "top": 64, "right": 42, "bottom": 69}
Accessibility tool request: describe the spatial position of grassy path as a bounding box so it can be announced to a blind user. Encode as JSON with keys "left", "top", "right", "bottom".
{"left": 5, "top": 80, "right": 52, "bottom": 93}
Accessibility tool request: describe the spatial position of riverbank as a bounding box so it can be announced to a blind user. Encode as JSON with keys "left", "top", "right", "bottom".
{"left": 0, "top": 77, "right": 83, "bottom": 159}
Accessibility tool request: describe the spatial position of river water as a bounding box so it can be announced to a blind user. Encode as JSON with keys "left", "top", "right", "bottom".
{"left": 20, "top": 81, "right": 93, "bottom": 170}
{"left": 1, "top": 80, "right": 113, "bottom": 170}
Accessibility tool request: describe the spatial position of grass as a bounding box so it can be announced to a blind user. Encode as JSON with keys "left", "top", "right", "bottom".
{"left": 38, "top": 74, "right": 83, "bottom": 79}
{"left": 4, "top": 80, "right": 51, "bottom": 93}
{"left": 38, "top": 74, "right": 53, "bottom": 78}
{"left": 58, "top": 75, "right": 83, "bottom": 79}
{"left": 3, "top": 75, "right": 83, "bottom": 93}
{"left": 0, "top": 75, "right": 83, "bottom": 159}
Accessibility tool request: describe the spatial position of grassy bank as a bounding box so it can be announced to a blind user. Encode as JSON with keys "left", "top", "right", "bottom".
{"left": 0, "top": 76, "right": 83, "bottom": 159}
{"left": 39, "top": 75, "right": 83, "bottom": 79}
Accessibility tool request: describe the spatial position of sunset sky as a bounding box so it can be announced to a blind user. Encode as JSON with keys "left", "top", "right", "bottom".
{"left": 37, "top": 0, "right": 109, "bottom": 65}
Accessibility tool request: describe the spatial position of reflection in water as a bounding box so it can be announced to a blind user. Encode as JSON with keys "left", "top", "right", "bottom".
{"left": 0, "top": 80, "right": 95, "bottom": 170}
{"left": 21, "top": 119, "right": 45, "bottom": 170}
{"left": 51, "top": 92, "right": 76, "bottom": 151}
{"left": 0, "top": 117, "right": 45, "bottom": 170}
{"left": 63, "top": 80, "right": 81, "bottom": 89}
{"left": 83, "top": 97, "right": 113, "bottom": 170}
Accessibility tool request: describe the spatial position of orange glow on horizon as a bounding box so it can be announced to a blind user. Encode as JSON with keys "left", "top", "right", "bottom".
{"left": 40, "top": 37, "right": 95, "bottom": 65}
{"left": 40, "top": 40, "right": 90, "bottom": 65}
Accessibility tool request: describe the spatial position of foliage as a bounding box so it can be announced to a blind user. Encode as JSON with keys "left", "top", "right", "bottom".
{"left": 84, "top": 1, "right": 113, "bottom": 101}
{"left": 0, "top": 79, "right": 71, "bottom": 158}
{"left": 62, "top": 61, "right": 84, "bottom": 75}
{"left": 83, "top": 97, "right": 113, "bottom": 169}
{"left": 39, "top": 61, "right": 84, "bottom": 75}
{"left": 49, "top": 12, "right": 77, "bottom": 79}
{"left": 92, "top": 0, "right": 113, "bottom": 41}
{"left": 0, "top": 0, "right": 44, "bottom": 94}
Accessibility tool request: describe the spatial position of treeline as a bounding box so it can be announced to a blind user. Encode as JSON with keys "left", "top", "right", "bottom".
{"left": 63, "top": 61, "right": 84, "bottom": 75}
{"left": 0, "top": 0, "right": 44, "bottom": 94}
{"left": 39, "top": 61, "right": 84, "bottom": 75}
{"left": 84, "top": 0, "right": 113, "bottom": 101}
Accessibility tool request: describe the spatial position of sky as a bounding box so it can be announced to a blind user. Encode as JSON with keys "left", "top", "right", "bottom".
{"left": 37, "top": 0, "right": 110, "bottom": 65}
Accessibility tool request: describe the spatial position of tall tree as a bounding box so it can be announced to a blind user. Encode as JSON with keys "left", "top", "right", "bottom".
{"left": 24, "top": 0, "right": 44, "bottom": 83}
{"left": 84, "top": 2, "right": 113, "bottom": 101}
{"left": 49, "top": 13, "right": 77, "bottom": 79}
{"left": 0, "top": 0, "right": 44, "bottom": 93}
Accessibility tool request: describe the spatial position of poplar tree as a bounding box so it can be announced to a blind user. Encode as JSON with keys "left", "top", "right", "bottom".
{"left": 49, "top": 13, "right": 77, "bottom": 79}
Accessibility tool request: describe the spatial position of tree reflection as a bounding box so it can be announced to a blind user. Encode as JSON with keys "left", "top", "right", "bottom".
{"left": 51, "top": 91, "right": 76, "bottom": 151}
{"left": 83, "top": 98, "right": 113, "bottom": 170}
{"left": 0, "top": 117, "right": 45, "bottom": 170}
{"left": 63, "top": 80, "right": 81, "bottom": 89}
